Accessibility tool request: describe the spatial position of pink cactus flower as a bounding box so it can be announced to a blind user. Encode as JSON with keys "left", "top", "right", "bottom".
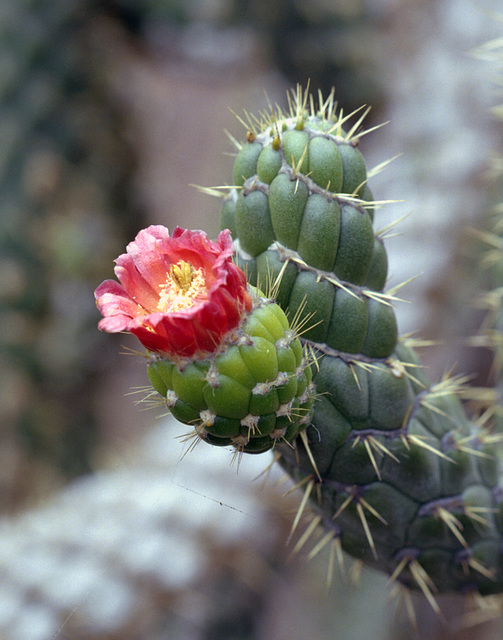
{"left": 95, "top": 226, "right": 251, "bottom": 359}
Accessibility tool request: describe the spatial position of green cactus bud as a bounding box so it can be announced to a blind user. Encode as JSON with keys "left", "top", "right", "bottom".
{"left": 148, "top": 286, "right": 315, "bottom": 454}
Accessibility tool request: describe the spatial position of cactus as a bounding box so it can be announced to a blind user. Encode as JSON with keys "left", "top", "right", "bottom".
{"left": 214, "top": 86, "right": 503, "bottom": 604}
{"left": 96, "top": 83, "right": 503, "bottom": 622}
{"left": 95, "top": 225, "right": 315, "bottom": 454}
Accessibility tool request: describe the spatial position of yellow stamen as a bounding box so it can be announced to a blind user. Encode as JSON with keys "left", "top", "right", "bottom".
{"left": 158, "top": 260, "right": 207, "bottom": 312}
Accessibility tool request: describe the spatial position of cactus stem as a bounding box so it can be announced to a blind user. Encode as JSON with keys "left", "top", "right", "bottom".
{"left": 270, "top": 244, "right": 369, "bottom": 302}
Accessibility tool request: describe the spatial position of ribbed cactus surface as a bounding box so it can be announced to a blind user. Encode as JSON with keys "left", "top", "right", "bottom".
{"left": 219, "top": 86, "right": 503, "bottom": 601}
{"left": 147, "top": 286, "right": 315, "bottom": 453}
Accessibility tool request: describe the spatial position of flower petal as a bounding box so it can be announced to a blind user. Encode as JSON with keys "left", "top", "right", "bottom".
{"left": 95, "top": 280, "right": 142, "bottom": 333}
{"left": 125, "top": 226, "right": 174, "bottom": 293}
{"left": 95, "top": 226, "right": 251, "bottom": 358}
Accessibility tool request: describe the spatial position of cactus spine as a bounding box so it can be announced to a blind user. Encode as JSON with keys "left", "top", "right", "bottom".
{"left": 218, "top": 86, "right": 503, "bottom": 601}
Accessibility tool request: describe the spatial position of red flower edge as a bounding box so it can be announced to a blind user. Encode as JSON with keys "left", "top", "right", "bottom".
{"left": 95, "top": 226, "right": 251, "bottom": 359}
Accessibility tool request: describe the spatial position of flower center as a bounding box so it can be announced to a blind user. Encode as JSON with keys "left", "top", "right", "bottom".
{"left": 157, "top": 260, "right": 207, "bottom": 312}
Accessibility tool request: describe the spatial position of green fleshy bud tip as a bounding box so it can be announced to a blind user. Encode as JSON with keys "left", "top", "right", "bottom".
{"left": 146, "top": 292, "right": 315, "bottom": 455}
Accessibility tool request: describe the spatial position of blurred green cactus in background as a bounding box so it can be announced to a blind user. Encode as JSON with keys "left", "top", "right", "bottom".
{"left": 0, "top": 0, "right": 141, "bottom": 508}
{"left": 211, "top": 84, "right": 503, "bottom": 609}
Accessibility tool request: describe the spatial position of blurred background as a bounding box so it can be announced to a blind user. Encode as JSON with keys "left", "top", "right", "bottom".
{"left": 0, "top": 0, "right": 503, "bottom": 638}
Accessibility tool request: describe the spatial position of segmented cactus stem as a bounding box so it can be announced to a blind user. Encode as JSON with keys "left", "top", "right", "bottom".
{"left": 212, "top": 85, "right": 503, "bottom": 605}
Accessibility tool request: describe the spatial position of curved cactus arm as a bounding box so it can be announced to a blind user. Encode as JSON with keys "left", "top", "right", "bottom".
{"left": 217, "top": 86, "right": 503, "bottom": 602}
